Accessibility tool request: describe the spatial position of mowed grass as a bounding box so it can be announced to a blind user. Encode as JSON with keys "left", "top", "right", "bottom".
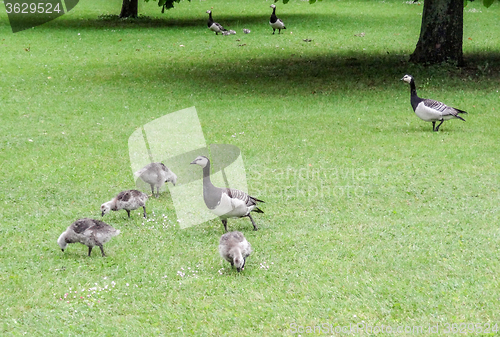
{"left": 1, "top": 0, "right": 500, "bottom": 335}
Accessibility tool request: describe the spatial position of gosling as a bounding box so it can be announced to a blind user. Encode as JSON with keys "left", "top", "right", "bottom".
{"left": 101, "top": 189, "right": 148, "bottom": 218}
{"left": 57, "top": 218, "right": 120, "bottom": 257}
{"left": 135, "top": 162, "right": 177, "bottom": 198}
{"left": 219, "top": 231, "right": 252, "bottom": 272}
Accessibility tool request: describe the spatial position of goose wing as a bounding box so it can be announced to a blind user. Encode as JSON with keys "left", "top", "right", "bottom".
{"left": 71, "top": 218, "right": 94, "bottom": 234}
{"left": 214, "top": 22, "right": 226, "bottom": 31}
{"left": 225, "top": 188, "right": 263, "bottom": 207}
{"left": 116, "top": 190, "right": 132, "bottom": 202}
{"left": 422, "top": 99, "right": 465, "bottom": 118}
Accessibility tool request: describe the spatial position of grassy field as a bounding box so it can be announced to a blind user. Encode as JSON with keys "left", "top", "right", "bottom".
{"left": 1, "top": 0, "right": 500, "bottom": 335}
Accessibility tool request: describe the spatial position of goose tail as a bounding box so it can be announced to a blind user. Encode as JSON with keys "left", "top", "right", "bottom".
{"left": 252, "top": 207, "right": 264, "bottom": 214}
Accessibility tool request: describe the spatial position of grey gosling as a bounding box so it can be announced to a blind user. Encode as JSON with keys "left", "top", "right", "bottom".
{"left": 101, "top": 189, "right": 148, "bottom": 218}
{"left": 401, "top": 74, "right": 467, "bottom": 132}
{"left": 57, "top": 218, "right": 120, "bottom": 257}
{"left": 219, "top": 231, "right": 252, "bottom": 272}
{"left": 190, "top": 155, "right": 264, "bottom": 232}
{"left": 135, "top": 162, "right": 177, "bottom": 198}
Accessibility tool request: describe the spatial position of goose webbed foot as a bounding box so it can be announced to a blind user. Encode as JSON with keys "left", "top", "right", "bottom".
{"left": 222, "top": 219, "right": 228, "bottom": 233}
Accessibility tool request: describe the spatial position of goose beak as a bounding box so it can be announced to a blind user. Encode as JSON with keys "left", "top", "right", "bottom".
{"left": 400, "top": 77, "right": 404, "bottom": 81}
{"left": 101, "top": 211, "right": 105, "bottom": 217}
{"left": 61, "top": 249, "right": 64, "bottom": 252}
{"left": 190, "top": 160, "right": 197, "bottom": 165}
{"left": 236, "top": 268, "right": 241, "bottom": 272}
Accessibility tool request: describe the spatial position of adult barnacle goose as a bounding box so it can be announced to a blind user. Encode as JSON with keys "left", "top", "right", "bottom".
{"left": 190, "top": 155, "right": 264, "bottom": 232}
{"left": 401, "top": 74, "right": 467, "bottom": 132}
{"left": 269, "top": 4, "right": 286, "bottom": 34}
{"left": 206, "top": 10, "right": 227, "bottom": 35}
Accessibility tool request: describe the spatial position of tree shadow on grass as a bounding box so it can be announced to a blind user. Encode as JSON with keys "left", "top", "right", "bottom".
{"left": 8, "top": 12, "right": 387, "bottom": 30}
{"left": 103, "top": 51, "right": 500, "bottom": 97}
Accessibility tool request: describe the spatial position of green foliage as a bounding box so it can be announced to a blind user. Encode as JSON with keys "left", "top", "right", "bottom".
{"left": 465, "top": 0, "right": 498, "bottom": 8}
{"left": 145, "top": 0, "right": 191, "bottom": 13}
{"left": 483, "top": 0, "right": 496, "bottom": 8}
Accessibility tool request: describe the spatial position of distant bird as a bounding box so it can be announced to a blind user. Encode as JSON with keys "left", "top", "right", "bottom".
{"left": 57, "top": 218, "right": 120, "bottom": 257}
{"left": 222, "top": 30, "right": 231, "bottom": 36}
{"left": 243, "top": 29, "right": 251, "bottom": 34}
{"left": 135, "top": 162, "right": 177, "bottom": 198}
{"left": 229, "top": 30, "right": 236, "bottom": 35}
{"left": 219, "top": 231, "right": 252, "bottom": 272}
{"left": 206, "top": 10, "right": 227, "bottom": 35}
{"left": 190, "top": 155, "right": 264, "bottom": 232}
{"left": 101, "top": 189, "right": 148, "bottom": 218}
{"left": 269, "top": 4, "right": 286, "bottom": 35}
{"left": 401, "top": 74, "right": 467, "bottom": 132}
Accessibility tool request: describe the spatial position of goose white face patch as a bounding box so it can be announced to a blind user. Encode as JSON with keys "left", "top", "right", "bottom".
{"left": 401, "top": 75, "right": 412, "bottom": 83}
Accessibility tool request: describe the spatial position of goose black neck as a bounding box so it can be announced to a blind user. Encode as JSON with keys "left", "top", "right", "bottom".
{"left": 409, "top": 79, "right": 418, "bottom": 97}
{"left": 208, "top": 12, "right": 213, "bottom": 22}
{"left": 202, "top": 160, "right": 216, "bottom": 190}
{"left": 272, "top": 7, "right": 276, "bottom": 15}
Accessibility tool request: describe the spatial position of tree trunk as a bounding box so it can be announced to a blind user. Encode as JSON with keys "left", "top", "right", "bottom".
{"left": 120, "top": 0, "right": 138, "bottom": 18}
{"left": 410, "top": 0, "right": 464, "bottom": 65}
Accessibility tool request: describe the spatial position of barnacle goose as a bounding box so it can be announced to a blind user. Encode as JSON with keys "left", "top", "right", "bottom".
{"left": 101, "top": 189, "right": 148, "bottom": 218}
{"left": 57, "top": 218, "right": 120, "bottom": 257}
{"left": 206, "top": 10, "right": 227, "bottom": 35}
{"left": 401, "top": 74, "right": 467, "bottom": 132}
{"left": 135, "top": 162, "right": 177, "bottom": 198}
{"left": 190, "top": 155, "right": 264, "bottom": 232}
{"left": 269, "top": 4, "right": 286, "bottom": 34}
{"left": 219, "top": 231, "right": 252, "bottom": 272}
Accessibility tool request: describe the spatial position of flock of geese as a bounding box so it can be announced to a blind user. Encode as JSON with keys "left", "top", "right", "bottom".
{"left": 206, "top": 4, "right": 286, "bottom": 35}
{"left": 204, "top": 8, "right": 468, "bottom": 130}
{"left": 57, "top": 75, "right": 468, "bottom": 269}
{"left": 56, "top": 4, "right": 470, "bottom": 270}
{"left": 57, "top": 156, "right": 262, "bottom": 272}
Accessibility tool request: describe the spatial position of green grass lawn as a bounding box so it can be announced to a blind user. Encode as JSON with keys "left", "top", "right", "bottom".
{"left": 1, "top": 0, "right": 500, "bottom": 335}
